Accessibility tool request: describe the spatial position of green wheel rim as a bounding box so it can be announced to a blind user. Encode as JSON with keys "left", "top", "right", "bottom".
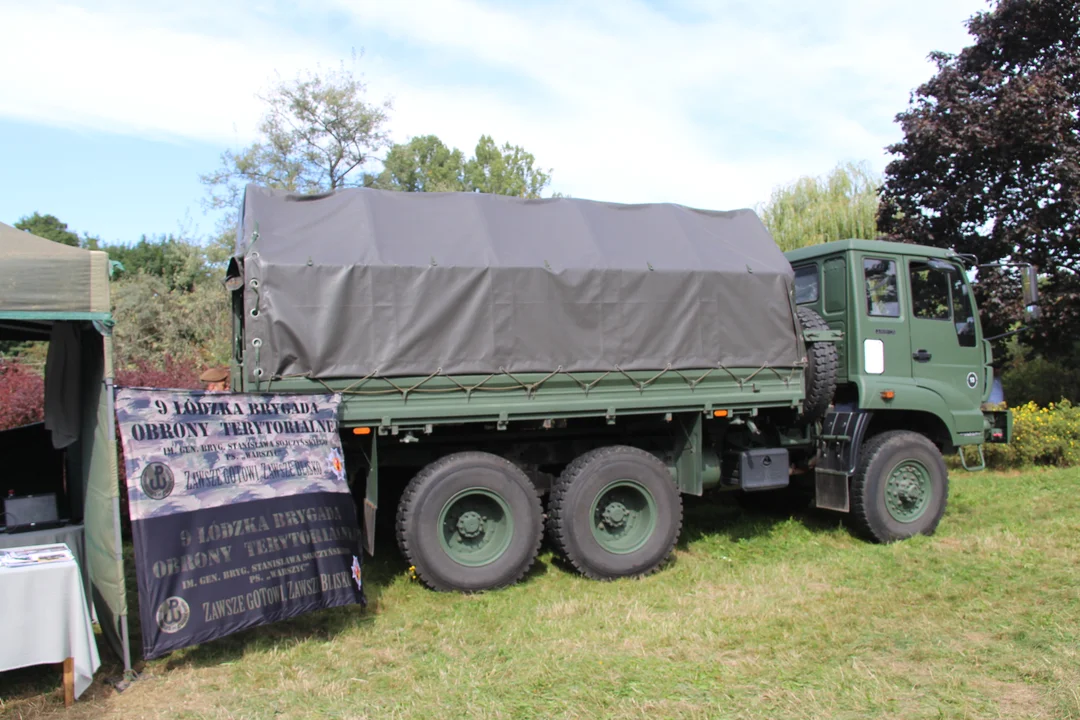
{"left": 884, "top": 459, "right": 933, "bottom": 523}
{"left": 438, "top": 488, "right": 514, "bottom": 567}
{"left": 589, "top": 480, "right": 657, "bottom": 554}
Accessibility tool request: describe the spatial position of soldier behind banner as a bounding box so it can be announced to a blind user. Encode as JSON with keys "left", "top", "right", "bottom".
{"left": 199, "top": 367, "right": 229, "bottom": 393}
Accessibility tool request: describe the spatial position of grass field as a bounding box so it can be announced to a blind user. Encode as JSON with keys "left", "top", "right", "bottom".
{"left": 3, "top": 467, "right": 1080, "bottom": 719}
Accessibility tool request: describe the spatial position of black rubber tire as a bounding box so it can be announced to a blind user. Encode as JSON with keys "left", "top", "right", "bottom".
{"left": 549, "top": 446, "right": 682, "bottom": 580}
{"left": 850, "top": 430, "right": 949, "bottom": 543}
{"left": 395, "top": 452, "right": 543, "bottom": 592}
{"left": 797, "top": 306, "right": 838, "bottom": 423}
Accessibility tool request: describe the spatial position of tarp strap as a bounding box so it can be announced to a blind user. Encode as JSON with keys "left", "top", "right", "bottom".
{"left": 282, "top": 364, "right": 802, "bottom": 399}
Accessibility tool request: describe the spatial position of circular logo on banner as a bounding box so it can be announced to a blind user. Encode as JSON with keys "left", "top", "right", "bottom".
{"left": 156, "top": 597, "right": 190, "bottom": 634}
{"left": 141, "top": 463, "right": 175, "bottom": 500}
{"left": 966, "top": 372, "right": 979, "bottom": 389}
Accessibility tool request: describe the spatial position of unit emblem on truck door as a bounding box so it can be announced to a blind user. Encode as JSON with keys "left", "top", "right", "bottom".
{"left": 966, "top": 372, "right": 978, "bottom": 389}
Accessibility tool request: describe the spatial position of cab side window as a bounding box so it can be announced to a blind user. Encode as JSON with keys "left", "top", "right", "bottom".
{"left": 909, "top": 261, "right": 977, "bottom": 347}
{"left": 864, "top": 258, "right": 899, "bottom": 317}
{"left": 794, "top": 264, "right": 819, "bottom": 305}
{"left": 910, "top": 264, "right": 950, "bottom": 319}
{"left": 951, "top": 271, "right": 977, "bottom": 347}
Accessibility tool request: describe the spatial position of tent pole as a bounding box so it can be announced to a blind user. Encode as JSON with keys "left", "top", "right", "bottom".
{"left": 120, "top": 614, "right": 132, "bottom": 676}
{"left": 105, "top": 377, "right": 133, "bottom": 674}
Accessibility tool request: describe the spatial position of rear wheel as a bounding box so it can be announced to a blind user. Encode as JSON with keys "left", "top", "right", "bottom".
{"left": 850, "top": 430, "right": 948, "bottom": 542}
{"left": 549, "top": 446, "right": 682, "bottom": 580}
{"left": 396, "top": 452, "right": 543, "bottom": 592}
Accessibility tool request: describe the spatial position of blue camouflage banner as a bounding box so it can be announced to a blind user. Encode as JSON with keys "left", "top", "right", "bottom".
{"left": 115, "top": 389, "right": 364, "bottom": 660}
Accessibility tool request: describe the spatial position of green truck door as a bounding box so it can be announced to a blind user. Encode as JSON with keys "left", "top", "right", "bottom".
{"left": 906, "top": 259, "right": 985, "bottom": 436}
{"left": 860, "top": 255, "right": 912, "bottom": 380}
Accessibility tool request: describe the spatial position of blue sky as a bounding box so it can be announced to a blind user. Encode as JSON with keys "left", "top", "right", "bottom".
{"left": 0, "top": 0, "right": 987, "bottom": 245}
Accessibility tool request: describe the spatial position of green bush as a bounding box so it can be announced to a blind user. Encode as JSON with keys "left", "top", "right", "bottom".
{"left": 995, "top": 336, "right": 1080, "bottom": 407}
{"left": 976, "top": 401, "right": 1080, "bottom": 469}
{"left": 111, "top": 272, "right": 231, "bottom": 371}
{"left": 1000, "top": 355, "right": 1080, "bottom": 407}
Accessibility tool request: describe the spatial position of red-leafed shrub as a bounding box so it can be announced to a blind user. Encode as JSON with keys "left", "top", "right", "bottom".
{"left": 114, "top": 355, "right": 204, "bottom": 390}
{"left": 0, "top": 361, "right": 45, "bottom": 431}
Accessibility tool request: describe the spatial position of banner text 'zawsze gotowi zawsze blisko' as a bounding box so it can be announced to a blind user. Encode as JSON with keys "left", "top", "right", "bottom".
{"left": 115, "top": 389, "right": 364, "bottom": 660}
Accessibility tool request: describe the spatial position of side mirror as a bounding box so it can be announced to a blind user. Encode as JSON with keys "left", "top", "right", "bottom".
{"left": 1022, "top": 265, "right": 1041, "bottom": 320}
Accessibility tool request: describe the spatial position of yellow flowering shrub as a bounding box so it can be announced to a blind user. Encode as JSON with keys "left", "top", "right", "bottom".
{"left": 978, "top": 400, "right": 1080, "bottom": 469}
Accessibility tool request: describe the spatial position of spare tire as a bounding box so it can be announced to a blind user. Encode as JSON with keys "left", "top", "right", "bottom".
{"left": 797, "top": 306, "right": 838, "bottom": 423}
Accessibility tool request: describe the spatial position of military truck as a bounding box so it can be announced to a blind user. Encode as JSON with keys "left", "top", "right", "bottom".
{"left": 225, "top": 186, "right": 1027, "bottom": 592}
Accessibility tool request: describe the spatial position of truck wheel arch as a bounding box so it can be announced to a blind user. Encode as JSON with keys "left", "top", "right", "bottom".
{"left": 865, "top": 410, "right": 955, "bottom": 455}
{"left": 815, "top": 408, "right": 954, "bottom": 515}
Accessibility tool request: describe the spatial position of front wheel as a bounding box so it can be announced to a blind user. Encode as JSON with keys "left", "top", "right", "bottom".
{"left": 549, "top": 446, "right": 682, "bottom": 580}
{"left": 850, "top": 430, "right": 948, "bottom": 542}
{"left": 396, "top": 452, "right": 543, "bottom": 592}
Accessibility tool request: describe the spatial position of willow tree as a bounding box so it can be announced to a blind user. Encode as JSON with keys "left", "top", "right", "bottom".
{"left": 759, "top": 162, "right": 880, "bottom": 252}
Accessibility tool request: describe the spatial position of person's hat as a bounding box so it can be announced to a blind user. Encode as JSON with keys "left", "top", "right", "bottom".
{"left": 199, "top": 367, "right": 229, "bottom": 383}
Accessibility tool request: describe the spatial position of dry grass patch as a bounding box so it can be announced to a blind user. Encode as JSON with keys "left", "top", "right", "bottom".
{"left": 3, "top": 468, "right": 1080, "bottom": 719}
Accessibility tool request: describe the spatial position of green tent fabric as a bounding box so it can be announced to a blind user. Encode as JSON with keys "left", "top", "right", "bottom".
{"left": 0, "top": 221, "right": 111, "bottom": 314}
{"left": 0, "top": 221, "right": 130, "bottom": 672}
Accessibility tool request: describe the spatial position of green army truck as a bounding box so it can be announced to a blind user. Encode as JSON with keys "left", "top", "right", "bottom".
{"left": 225, "top": 186, "right": 1027, "bottom": 592}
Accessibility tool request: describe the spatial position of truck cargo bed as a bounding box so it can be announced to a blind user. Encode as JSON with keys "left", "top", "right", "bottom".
{"left": 250, "top": 366, "right": 805, "bottom": 429}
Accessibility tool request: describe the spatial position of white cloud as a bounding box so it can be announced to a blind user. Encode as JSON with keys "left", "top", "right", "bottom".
{"left": 342, "top": 0, "right": 983, "bottom": 207}
{"left": 0, "top": 1, "right": 329, "bottom": 144}
{"left": 0, "top": 0, "right": 985, "bottom": 209}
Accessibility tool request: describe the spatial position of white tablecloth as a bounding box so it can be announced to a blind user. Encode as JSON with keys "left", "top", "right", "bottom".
{"left": 0, "top": 545, "right": 100, "bottom": 699}
{"left": 0, "top": 525, "right": 92, "bottom": 621}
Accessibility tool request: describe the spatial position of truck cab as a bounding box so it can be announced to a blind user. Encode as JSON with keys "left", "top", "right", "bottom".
{"left": 785, "top": 240, "right": 1010, "bottom": 454}
{"left": 773, "top": 240, "right": 1016, "bottom": 545}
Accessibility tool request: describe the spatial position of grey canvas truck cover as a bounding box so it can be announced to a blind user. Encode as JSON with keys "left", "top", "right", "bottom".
{"left": 236, "top": 186, "right": 801, "bottom": 381}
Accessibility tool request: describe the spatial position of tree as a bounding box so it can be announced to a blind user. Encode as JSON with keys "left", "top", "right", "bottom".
{"left": 878, "top": 0, "right": 1080, "bottom": 350}
{"left": 14, "top": 213, "right": 80, "bottom": 247}
{"left": 373, "top": 134, "right": 553, "bottom": 197}
{"left": 373, "top": 135, "right": 466, "bottom": 192}
{"left": 201, "top": 64, "right": 392, "bottom": 209}
{"left": 464, "top": 135, "right": 551, "bottom": 198}
{"left": 103, "top": 235, "right": 215, "bottom": 291}
{"left": 204, "top": 228, "right": 237, "bottom": 267}
{"left": 110, "top": 273, "right": 231, "bottom": 371}
{"left": 759, "top": 162, "right": 880, "bottom": 251}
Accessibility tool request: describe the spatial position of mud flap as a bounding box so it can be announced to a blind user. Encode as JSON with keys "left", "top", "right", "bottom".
{"left": 362, "top": 434, "right": 378, "bottom": 556}
{"left": 814, "top": 409, "right": 871, "bottom": 513}
{"left": 362, "top": 499, "right": 377, "bottom": 556}
{"left": 814, "top": 470, "right": 849, "bottom": 512}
